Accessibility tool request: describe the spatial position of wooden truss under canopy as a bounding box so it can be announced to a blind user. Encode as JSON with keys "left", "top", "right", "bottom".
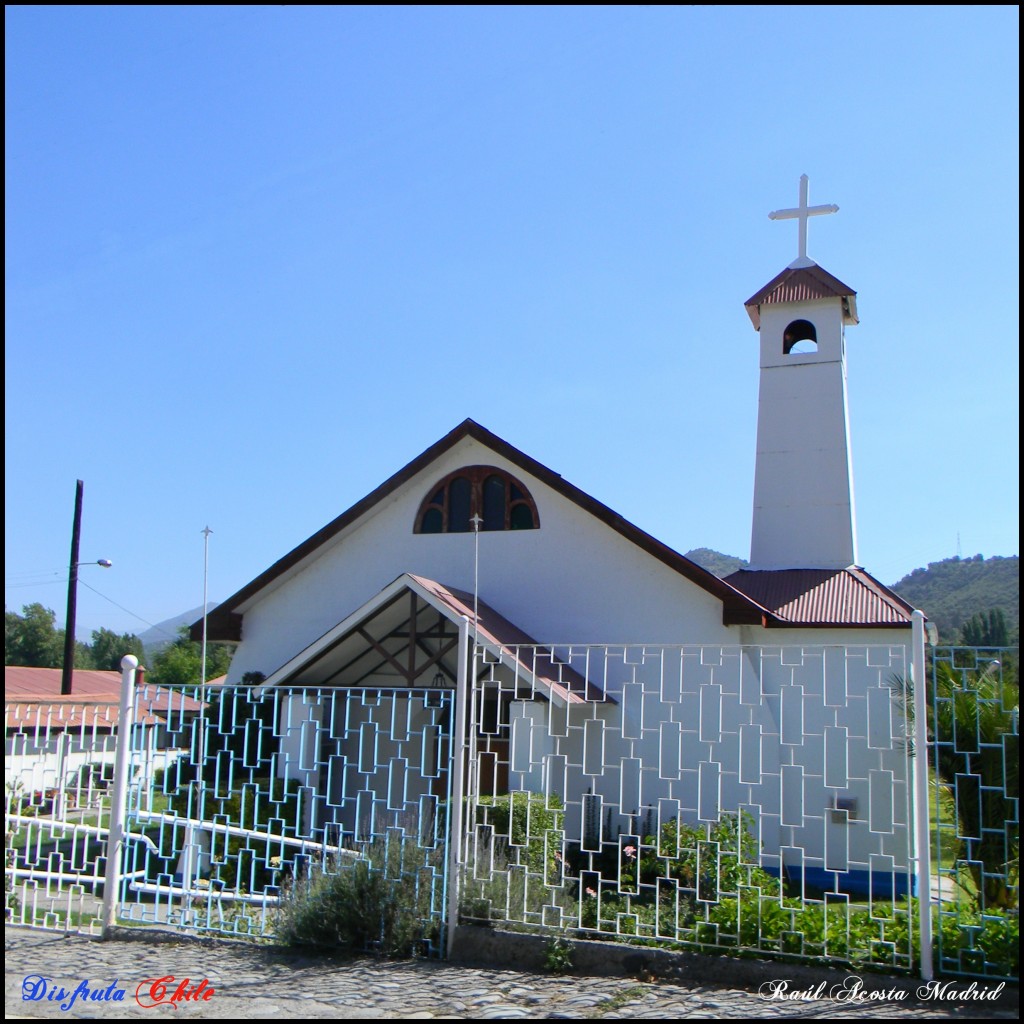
{"left": 261, "top": 573, "right": 605, "bottom": 705}
{"left": 276, "top": 589, "right": 461, "bottom": 688}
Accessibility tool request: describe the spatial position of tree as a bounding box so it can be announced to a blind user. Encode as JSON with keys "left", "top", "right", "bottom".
{"left": 5, "top": 604, "right": 64, "bottom": 666}
{"left": 5, "top": 603, "right": 145, "bottom": 671}
{"left": 959, "top": 608, "right": 1010, "bottom": 647}
{"left": 148, "top": 626, "right": 231, "bottom": 688}
{"left": 89, "top": 628, "right": 145, "bottom": 671}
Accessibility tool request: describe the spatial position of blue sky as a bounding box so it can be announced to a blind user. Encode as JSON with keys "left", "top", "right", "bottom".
{"left": 5, "top": 6, "right": 1019, "bottom": 643}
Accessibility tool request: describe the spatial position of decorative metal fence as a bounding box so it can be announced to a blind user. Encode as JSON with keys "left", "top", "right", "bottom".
{"left": 927, "top": 647, "right": 1019, "bottom": 981}
{"left": 5, "top": 642, "right": 1017, "bottom": 980}
{"left": 5, "top": 681, "right": 453, "bottom": 954}
{"left": 117, "top": 683, "right": 454, "bottom": 954}
{"left": 459, "top": 642, "right": 921, "bottom": 972}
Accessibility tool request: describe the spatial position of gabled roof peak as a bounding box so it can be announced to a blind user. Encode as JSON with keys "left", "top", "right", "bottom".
{"left": 196, "top": 420, "right": 770, "bottom": 641}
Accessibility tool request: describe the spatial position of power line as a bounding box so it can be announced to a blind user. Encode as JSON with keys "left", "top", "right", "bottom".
{"left": 5, "top": 569, "right": 66, "bottom": 585}
{"left": 76, "top": 580, "right": 178, "bottom": 640}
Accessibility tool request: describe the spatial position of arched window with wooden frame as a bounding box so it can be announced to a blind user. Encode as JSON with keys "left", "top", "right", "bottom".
{"left": 415, "top": 466, "right": 540, "bottom": 533}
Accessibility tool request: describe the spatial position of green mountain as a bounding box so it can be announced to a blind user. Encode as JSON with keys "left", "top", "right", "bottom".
{"left": 684, "top": 548, "right": 749, "bottom": 577}
{"left": 891, "top": 555, "right": 1019, "bottom": 644}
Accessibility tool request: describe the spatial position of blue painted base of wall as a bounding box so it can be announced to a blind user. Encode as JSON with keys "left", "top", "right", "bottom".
{"left": 764, "top": 865, "right": 916, "bottom": 898}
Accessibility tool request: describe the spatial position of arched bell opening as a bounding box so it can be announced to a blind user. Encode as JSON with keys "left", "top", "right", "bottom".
{"left": 783, "top": 319, "right": 818, "bottom": 355}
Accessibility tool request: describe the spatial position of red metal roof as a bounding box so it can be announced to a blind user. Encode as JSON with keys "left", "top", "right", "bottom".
{"left": 4, "top": 701, "right": 154, "bottom": 730}
{"left": 723, "top": 567, "right": 915, "bottom": 628}
{"left": 6, "top": 666, "right": 124, "bottom": 700}
{"left": 4, "top": 666, "right": 206, "bottom": 718}
{"left": 744, "top": 264, "right": 858, "bottom": 329}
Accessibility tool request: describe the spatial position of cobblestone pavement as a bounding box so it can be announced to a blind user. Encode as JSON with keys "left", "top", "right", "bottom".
{"left": 5, "top": 928, "right": 1017, "bottom": 1020}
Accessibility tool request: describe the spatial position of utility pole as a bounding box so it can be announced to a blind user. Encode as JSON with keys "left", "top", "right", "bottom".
{"left": 60, "top": 480, "right": 112, "bottom": 696}
{"left": 60, "top": 481, "right": 84, "bottom": 696}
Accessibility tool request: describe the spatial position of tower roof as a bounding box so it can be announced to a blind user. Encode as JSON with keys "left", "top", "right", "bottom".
{"left": 744, "top": 263, "right": 858, "bottom": 330}
{"left": 724, "top": 567, "right": 915, "bottom": 627}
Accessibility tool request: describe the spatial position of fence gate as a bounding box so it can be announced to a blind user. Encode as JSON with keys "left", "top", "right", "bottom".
{"left": 115, "top": 682, "right": 454, "bottom": 953}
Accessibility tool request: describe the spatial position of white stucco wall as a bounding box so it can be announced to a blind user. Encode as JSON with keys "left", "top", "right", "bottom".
{"left": 277, "top": 693, "right": 322, "bottom": 784}
{"left": 272, "top": 688, "right": 450, "bottom": 843}
{"left": 736, "top": 629, "right": 912, "bottom": 879}
{"left": 5, "top": 725, "right": 181, "bottom": 805}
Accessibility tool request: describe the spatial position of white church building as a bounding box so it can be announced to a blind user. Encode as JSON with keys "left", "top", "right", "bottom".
{"left": 196, "top": 178, "right": 917, "bottom": 899}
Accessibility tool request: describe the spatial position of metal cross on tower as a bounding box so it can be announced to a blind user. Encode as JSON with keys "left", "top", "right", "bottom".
{"left": 768, "top": 174, "right": 839, "bottom": 268}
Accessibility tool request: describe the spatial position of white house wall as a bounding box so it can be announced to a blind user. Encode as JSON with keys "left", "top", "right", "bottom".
{"left": 276, "top": 692, "right": 323, "bottom": 797}
{"left": 325, "top": 693, "right": 442, "bottom": 840}
{"left": 226, "top": 435, "right": 732, "bottom": 683}
{"left": 5, "top": 725, "right": 181, "bottom": 805}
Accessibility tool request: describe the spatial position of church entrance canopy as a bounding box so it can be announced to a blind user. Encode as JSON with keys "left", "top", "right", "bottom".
{"left": 258, "top": 572, "right": 608, "bottom": 706}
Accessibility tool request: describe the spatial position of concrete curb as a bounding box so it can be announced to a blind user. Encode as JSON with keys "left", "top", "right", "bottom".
{"left": 449, "top": 924, "right": 1020, "bottom": 1011}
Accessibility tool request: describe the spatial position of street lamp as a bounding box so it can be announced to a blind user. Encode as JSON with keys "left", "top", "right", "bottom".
{"left": 60, "top": 480, "right": 112, "bottom": 696}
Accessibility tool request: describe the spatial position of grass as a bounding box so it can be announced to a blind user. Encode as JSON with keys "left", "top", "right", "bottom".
{"left": 585, "top": 985, "right": 649, "bottom": 1018}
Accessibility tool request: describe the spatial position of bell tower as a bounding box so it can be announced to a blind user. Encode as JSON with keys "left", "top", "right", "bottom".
{"left": 745, "top": 176, "right": 859, "bottom": 570}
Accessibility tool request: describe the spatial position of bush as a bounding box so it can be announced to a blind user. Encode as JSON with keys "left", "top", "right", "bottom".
{"left": 72, "top": 761, "right": 115, "bottom": 793}
{"left": 648, "top": 812, "right": 781, "bottom": 901}
{"left": 475, "top": 793, "right": 563, "bottom": 874}
{"left": 464, "top": 801, "right": 1019, "bottom": 978}
{"left": 975, "top": 912, "right": 1020, "bottom": 975}
{"left": 276, "top": 837, "right": 443, "bottom": 957}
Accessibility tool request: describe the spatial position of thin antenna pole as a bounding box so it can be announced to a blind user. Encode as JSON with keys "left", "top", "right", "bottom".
{"left": 200, "top": 526, "right": 212, "bottom": 684}
{"left": 471, "top": 514, "right": 481, "bottom": 635}
{"left": 468, "top": 513, "right": 482, "bottom": 820}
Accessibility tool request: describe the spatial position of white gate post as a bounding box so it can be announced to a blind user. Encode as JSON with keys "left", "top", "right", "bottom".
{"left": 101, "top": 654, "right": 138, "bottom": 936}
{"left": 445, "top": 614, "right": 471, "bottom": 958}
{"left": 911, "top": 610, "right": 934, "bottom": 980}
